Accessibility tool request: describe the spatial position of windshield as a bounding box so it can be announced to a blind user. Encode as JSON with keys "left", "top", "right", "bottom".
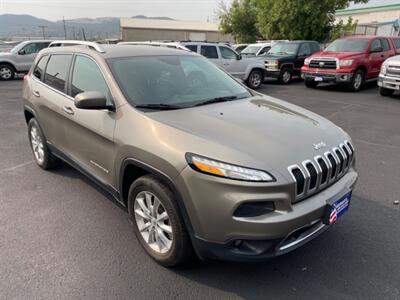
{"left": 107, "top": 55, "right": 251, "bottom": 109}
{"left": 325, "top": 39, "right": 369, "bottom": 52}
{"left": 267, "top": 43, "right": 299, "bottom": 55}
{"left": 241, "top": 45, "right": 261, "bottom": 55}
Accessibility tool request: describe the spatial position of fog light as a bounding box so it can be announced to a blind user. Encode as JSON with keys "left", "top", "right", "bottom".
{"left": 234, "top": 201, "right": 275, "bottom": 217}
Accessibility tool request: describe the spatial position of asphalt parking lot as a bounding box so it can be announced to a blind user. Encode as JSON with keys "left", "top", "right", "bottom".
{"left": 1, "top": 79, "right": 399, "bottom": 300}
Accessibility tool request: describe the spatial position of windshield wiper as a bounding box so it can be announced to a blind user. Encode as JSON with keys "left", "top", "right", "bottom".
{"left": 134, "top": 103, "right": 183, "bottom": 110}
{"left": 195, "top": 96, "right": 239, "bottom": 107}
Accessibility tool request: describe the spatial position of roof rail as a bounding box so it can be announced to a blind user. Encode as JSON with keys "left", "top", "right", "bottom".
{"left": 48, "top": 40, "right": 106, "bottom": 53}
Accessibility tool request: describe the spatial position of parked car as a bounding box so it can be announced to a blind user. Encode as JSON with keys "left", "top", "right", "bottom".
{"left": 261, "top": 41, "right": 320, "bottom": 84}
{"left": 23, "top": 43, "right": 357, "bottom": 266}
{"left": 378, "top": 52, "right": 400, "bottom": 96}
{"left": 240, "top": 41, "right": 288, "bottom": 58}
{"left": 232, "top": 44, "right": 249, "bottom": 54}
{"left": 0, "top": 40, "right": 51, "bottom": 80}
{"left": 180, "top": 41, "right": 266, "bottom": 89}
{"left": 301, "top": 36, "right": 399, "bottom": 91}
{"left": 118, "top": 41, "right": 190, "bottom": 51}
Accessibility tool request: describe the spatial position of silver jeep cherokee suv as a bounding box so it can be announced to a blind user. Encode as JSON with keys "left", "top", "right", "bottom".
{"left": 23, "top": 44, "right": 358, "bottom": 266}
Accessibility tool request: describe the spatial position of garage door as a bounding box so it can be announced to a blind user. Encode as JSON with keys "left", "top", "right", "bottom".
{"left": 189, "top": 32, "right": 206, "bottom": 41}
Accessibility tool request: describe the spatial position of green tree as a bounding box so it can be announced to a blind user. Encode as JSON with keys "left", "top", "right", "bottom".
{"left": 254, "top": 0, "right": 368, "bottom": 42}
{"left": 218, "top": 0, "right": 260, "bottom": 43}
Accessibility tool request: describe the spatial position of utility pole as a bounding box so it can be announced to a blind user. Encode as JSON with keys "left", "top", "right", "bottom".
{"left": 38, "top": 26, "right": 47, "bottom": 39}
{"left": 62, "top": 17, "right": 67, "bottom": 39}
{"left": 81, "top": 28, "right": 86, "bottom": 41}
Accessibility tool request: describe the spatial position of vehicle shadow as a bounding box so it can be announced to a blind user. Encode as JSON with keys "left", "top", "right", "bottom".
{"left": 171, "top": 196, "right": 400, "bottom": 299}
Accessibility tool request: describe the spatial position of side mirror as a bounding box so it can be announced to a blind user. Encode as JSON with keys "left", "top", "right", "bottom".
{"left": 18, "top": 49, "right": 26, "bottom": 55}
{"left": 370, "top": 46, "right": 383, "bottom": 53}
{"left": 237, "top": 54, "right": 242, "bottom": 60}
{"left": 74, "top": 91, "right": 114, "bottom": 111}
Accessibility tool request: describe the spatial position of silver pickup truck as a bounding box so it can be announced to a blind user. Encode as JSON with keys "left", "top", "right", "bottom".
{"left": 0, "top": 40, "right": 51, "bottom": 80}
{"left": 378, "top": 55, "right": 400, "bottom": 96}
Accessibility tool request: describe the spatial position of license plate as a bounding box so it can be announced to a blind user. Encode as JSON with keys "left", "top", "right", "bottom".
{"left": 323, "top": 191, "right": 352, "bottom": 225}
{"left": 314, "top": 76, "right": 323, "bottom": 82}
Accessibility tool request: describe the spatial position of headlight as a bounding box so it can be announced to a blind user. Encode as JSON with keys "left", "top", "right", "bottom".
{"left": 339, "top": 59, "right": 353, "bottom": 67}
{"left": 380, "top": 63, "right": 388, "bottom": 75}
{"left": 304, "top": 57, "right": 311, "bottom": 65}
{"left": 266, "top": 60, "right": 279, "bottom": 68}
{"left": 186, "top": 153, "right": 275, "bottom": 182}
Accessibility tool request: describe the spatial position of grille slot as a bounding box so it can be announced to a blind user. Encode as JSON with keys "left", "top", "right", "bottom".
{"left": 316, "top": 157, "right": 328, "bottom": 185}
{"left": 341, "top": 144, "right": 350, "bottom": 168}
{"left": 291, "top": 167, "right": 305, "bottom": 195}
{"left": 309, "top": 59, "right": 337, "bottom": 69}
{"left": 305, "top": 162, "right": 318, "bottom": 190}
{"left": 327, "top": 153, "right": 337, "bottom": 179}
{"left": 334, "top": 149, "right": 345, "bottom": 174}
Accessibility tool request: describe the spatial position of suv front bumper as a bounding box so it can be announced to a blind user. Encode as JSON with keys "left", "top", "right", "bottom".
{"left": 302, "top": 71, "right": 353, "bottom": 83}
{"left": 175, "top": 166, "right": 358, "bottom": 261}
{"left": 378, "top": 75, "right": 400, "bottom": 90}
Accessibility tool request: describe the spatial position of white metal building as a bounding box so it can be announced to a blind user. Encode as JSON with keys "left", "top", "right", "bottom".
{"left": 120, "top": 18, "right": 233, "bottom": 42}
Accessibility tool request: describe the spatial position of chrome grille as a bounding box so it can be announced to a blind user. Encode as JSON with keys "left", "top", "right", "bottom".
{"left": 309, "top": 58, "right": 337, "bottom": 69}
{"left": 387, "top": 65, "right": 400, "bottom": 77}
{"left": 288, "top": 140, "right": 354, "bottom": 203}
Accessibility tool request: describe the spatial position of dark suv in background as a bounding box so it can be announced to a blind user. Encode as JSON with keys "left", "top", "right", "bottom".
{"left": 261, "top": 41, "right": 320, "bottom": 84}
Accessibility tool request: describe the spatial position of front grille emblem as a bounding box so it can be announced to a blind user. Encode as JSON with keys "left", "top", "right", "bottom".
{"left": 313, "top": 142, "right": 327, "bottom": 150}
{"left": 319, "top": 62, "right": 325, "bottom": 67}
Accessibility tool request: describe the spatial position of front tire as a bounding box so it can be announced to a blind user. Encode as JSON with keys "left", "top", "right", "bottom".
{"left": 379, "top": 86, "right": 395, "bottom": 97}
{"left": 0, "top": 64, "right": 15, "bottom": 81}
{"left": 128, "top": 175, "right": 192, "bottom": 267}
{"left": 347, "top": 69, "right": 365, "bottom": 92}
{"left": 28, "top": 118, "right": 60, "bottom": 169}
{"left": 246, "top": 69, "right": 263, "bottom": 89}
{"left": 278, "top": 68, "right": 293, "bottom": 84}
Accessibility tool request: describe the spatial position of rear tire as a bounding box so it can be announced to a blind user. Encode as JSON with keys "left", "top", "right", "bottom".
{"left": 246, "top": 69, "right": 263, "bottom": 89}
{"left": 379, "top": 86, "right": 395, "bottom": 97}
{"left": 305, "top": 80, "right": 318, "bottom": 88}
{"left": 347, "top": 69, "right": 365, "bottom": 92}
{"left": 0, "top": 64, "right": 15, "bottom": 81}
{"left": 278, "top": 68, "right": 293, "bottom": 84}
{"left": 128, "top": 175, "right": 193, "bottom": 267}
{"left": 28, "top": 118, "right": 60, "bottom": 169}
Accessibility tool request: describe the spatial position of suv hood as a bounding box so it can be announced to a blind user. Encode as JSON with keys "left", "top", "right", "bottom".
{"left": 0, "top": 51, "right": 12, "bottom": 57}
{"left": 148, "top": 96, "right": 348, "bottom": 171}
{"left": 312, "top": 51, "right": 363, "bottom": 60}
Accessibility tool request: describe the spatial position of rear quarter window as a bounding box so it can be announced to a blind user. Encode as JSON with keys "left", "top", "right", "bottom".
{"left": 33, "top": 55, "right": 49, "bottom": 81}
{"left": 44, "top": 54, "right": 72, "bottom": 93}
{"left": 200, "top": 46, "right": 218, "bottom": 59}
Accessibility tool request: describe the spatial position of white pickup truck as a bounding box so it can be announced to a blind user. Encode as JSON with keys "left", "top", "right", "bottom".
{"left": 180, "top": 41, "right": 266, "bottom": 89}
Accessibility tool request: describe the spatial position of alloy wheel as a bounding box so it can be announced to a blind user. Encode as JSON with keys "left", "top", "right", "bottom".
{"left": 134, "top": 191, "right": 173, "bottom": 254}
{"left": 353, "top": 73, "right": 362, "bottom": 90}
{"left": 250, "top": 72, "right": 261, "bottom": 88}
{"left": 30, "top": 125, "right": 45, "bottom": 164}
{"left": 0, "top": 67, "right": 12, "bottom": 80}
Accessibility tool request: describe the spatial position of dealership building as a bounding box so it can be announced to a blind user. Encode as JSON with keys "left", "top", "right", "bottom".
{"left": 120, "top": 18, "right": 233, "bottom": 42}
{"left": 336, "top": 3, "right": 400, "bottom": 36}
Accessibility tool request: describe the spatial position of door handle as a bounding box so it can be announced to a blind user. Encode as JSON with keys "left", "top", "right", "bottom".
{"left": 32, "top": 90, "right": 40, "bottom": 97}
{"left": 63, "top": 106, "right": 75, "bottom": 115}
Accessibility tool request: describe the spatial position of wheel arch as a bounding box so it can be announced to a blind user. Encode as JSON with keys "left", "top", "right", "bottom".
{"left": 0, "top": 61, "right": 17, "bottom": 72}
{"left": 119, "top": 158, "right": 195, "bottom": 235}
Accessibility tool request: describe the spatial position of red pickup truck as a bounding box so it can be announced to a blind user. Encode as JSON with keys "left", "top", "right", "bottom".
{"left": 301, "top": 36, "right": 400, "bottom": 91}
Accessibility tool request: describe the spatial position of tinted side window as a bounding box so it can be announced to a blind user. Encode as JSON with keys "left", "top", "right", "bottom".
{"left": 310, "top": 43, "right": 320, "bottom": 53}
{"left": 200, "top": 46, "right": 218, "bottom": 59}
{"left": 298, "top": 43, "right": 311, "bottom": 56}
{"left": 259, "top": 46, "right": 271, "bottom": 55}
{"left": 186, "top": 45, "right": 198, "bottom": 52}
{"left": 380, "top": 39, "right": 390, "bottom": 51}
{"left": 393, "top": 38, "right": 400, "bottom": 49}
{"left": 33, "top": 55, "right": 49, "bottom": 80}
{"left": 370, "top": 39, "right": 382, "bottom": 51}
{"left": 44, "top": 55, "right": 72, "bottom": 93}
{"left": 219, "top": 46, "right": 237, "bottom": 59}
{"left": 71, "top": 55, "right": 109, "bottom": 98}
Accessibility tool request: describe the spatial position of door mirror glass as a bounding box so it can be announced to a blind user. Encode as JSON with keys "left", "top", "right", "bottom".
{"left": 18, "top": 49, "right": 26, "bottom": 55}
{"left": 74, "top": 91, "right": 113, "bottom": 110}
{"left": 237, "top": 54, "right": 242, "bottom": 60}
